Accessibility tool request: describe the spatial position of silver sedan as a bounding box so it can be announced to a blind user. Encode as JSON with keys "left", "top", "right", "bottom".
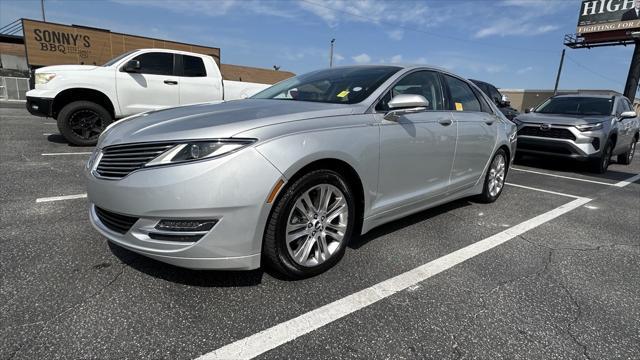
{"left": 86, "top": 65, "right": 517, "bottom": 278}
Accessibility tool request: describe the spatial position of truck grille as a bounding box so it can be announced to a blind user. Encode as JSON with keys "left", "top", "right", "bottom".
{"left": 518, "top": 126, "right": 576, "bottom": 141}
{"left": 95, "top": 207, "right": 139, "bottom": 234}
{"left": 96, "top": 142, "right": 175, "bottom": 179}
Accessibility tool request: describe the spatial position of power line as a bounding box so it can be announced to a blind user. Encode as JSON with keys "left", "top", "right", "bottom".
{"left": 301, "top": 0, "right": 558, "bottom": 54}
{"left": 565, "top": 55, "right": 622, "bottom": 86}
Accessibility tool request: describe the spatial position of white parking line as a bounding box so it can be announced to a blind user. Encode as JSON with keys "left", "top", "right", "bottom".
{"left": 42, "top": 152, "right": 92, "bottom": 156}
{"left": 43, "top": 122, "right": 57, "bottom": 125}
{"left": 613, "top": 173, "right": 640, "bottom": 187}
{"left": 197, "top": 195, "right": 592, "bottom": 359}
{"left": 511, "top": 167, "right": 614, "bottom": 186}
{"left": 505, "top": 182, "right": 582, "bottom": 199}
{"left": 43, "top": 133, "right": 54, "bottom": 136}
{"left": 36, "top": 193, "right": 87, "bottom": 203}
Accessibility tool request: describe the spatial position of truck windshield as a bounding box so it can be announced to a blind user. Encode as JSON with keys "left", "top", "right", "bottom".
{"left": 251, "top": 66, "right": 402, "bottom": 104}
{"left": 102, "top": 51, "right": 136, "bottom": 67}
{"left": 536, "top": 97, "right": 613, "bottom": 116}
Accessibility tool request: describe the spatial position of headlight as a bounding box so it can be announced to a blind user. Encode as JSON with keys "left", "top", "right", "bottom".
{"left": 575, "top": 123, "right": 603, "bottom": 132}
{"left": 35, "top": 73, "right": 56, "bottom": 85}
{"left": 145, "top": 139, "right": 256, "bottom": 167}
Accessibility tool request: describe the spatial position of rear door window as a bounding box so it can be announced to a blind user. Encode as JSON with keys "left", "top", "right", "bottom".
{"left": 182, "top": 55, "right": 207, "bottom": 77}
{"left": 443, "top": 75, "right": 482, "bottom": 112}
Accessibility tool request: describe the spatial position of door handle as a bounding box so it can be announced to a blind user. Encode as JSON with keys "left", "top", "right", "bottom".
{"left": 164, "top": 80, "right": 178, "bottom": 85}
{"left": 438, "top": 118, "right": 453, "bottom": 126}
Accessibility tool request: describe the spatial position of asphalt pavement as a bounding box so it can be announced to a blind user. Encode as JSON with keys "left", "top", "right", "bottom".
{"left": 1, "top": 105, "right": 638, "bottom": 360}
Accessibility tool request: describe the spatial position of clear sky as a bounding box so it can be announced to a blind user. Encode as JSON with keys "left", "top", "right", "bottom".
{"left": 0, "top": 0, "right": 636, "bottom": 92}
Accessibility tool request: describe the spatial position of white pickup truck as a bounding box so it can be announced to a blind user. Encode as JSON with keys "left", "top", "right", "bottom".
{"left": 26, "top": 48, "right": 273, "bottom": 145}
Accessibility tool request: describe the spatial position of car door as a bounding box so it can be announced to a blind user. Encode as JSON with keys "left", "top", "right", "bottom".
{"left": 614, "top": 97, "right": 634, "bottom": 153}
{"left": 176, "top": 54, "right": 221, "bottom": 105}
{"left": 373, "top": 70, "right": 457, "bottom": 215}
{"left": 115, "top": 52, "right": 180, "bottom": 115}
{"left": 442, "top": 74, "right": 498, "bottom": 191}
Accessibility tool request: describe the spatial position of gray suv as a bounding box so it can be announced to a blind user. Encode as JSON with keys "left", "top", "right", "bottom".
{"left": 513, "top": 94, "right": 639, "bottom": 173}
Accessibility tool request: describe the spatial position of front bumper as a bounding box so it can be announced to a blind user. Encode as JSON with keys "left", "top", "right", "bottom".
{"left": 516, "top": 124, "right": 605, "bottom": 160}
{"left": 26, "top": 96, "right": 53, "bottom": 117}
{"left": 87, "top": 147, "right": 284, "bottom": 270}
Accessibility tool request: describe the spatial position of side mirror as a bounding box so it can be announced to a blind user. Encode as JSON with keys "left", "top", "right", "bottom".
{"left": 620, "top": 111, "right": 637, "bottom": 119}
{"left": 384, "top": 94, "right": 429, "bottom": 121}
{"left": 525, "top": 108, "right": 534, "bottom": 114}
{"left": 501, "top": 94, "right": 511, "bottom": 107}
{"left": 123, "top": 60, "right": 141, "bottom": 73}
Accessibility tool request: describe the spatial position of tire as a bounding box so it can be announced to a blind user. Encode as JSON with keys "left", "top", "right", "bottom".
{"left": 590, "top": 139, "right": 613, "bottom": 173}
{"left": 263, "top": 169, "right": 356, "bottom": 279}
{"left": 57, "top": 101, "right": 112, "bottom": 146}
{"left": 616, "top": 139, "right": 636, "bottom": 165}
{"left": 476, "top": 149, "right": 508, "bottom": 203}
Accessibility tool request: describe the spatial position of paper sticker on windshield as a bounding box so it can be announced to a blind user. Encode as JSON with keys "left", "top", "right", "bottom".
{"left": 337, "top": 90, "right": 350, "bottom": 98}
{"left": 455, "top": 102, "right": 464, "bottom": 111}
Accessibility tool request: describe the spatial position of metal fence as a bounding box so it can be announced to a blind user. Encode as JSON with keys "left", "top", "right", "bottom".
{"left": 0, "top": 76, "right": 30, "bottom": 101}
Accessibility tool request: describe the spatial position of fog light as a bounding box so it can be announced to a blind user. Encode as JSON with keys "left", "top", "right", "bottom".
{"left": 592, "top": 138, "right": 600, "bottom": 150}
{"left": 155, "top": 219, "right": 217, "bottom": 232}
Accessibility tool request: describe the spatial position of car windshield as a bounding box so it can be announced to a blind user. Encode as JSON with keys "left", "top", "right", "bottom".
{"left": 251, "top": 66, "right": 402, "bottom": 104}
{"left": 536, "top": 97, "right": 613, "bottom": 116}
{"left": 102, "top": 51, "right": 136, "bottom": 67}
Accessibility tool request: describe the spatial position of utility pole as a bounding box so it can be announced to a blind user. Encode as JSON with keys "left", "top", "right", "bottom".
{"left": 553, "top": 49, "right": 565, "bottom": 95}
{"left": 329, "top": 38, "right": 335, "bottom": 68}
{"left": 623, "top": 40, "right": 640, "bottom": 101}
{"left": 41, "top": 0, "right": 46, "bottom": 22}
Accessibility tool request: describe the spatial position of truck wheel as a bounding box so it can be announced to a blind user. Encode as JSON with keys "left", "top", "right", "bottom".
{"left": 590, "top": 139, "right": 613, "bottom": 173}
{"left": 57, "top": 101, "right": 112, "bottom": 146}
{"left": 616, "top": 139, "right": 636, "bottom": 165}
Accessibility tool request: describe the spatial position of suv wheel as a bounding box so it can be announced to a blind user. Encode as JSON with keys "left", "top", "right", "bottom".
{"left": 57, "top": 101, "right": 112, "bottom": 146}
{"left": 591, "top": 139, "right": 613, "bottom": 173}
{"left": 617, "top": 139, "right": 636, "bottom": 165}
{"left": 263, "top": 169, "right": 355, "bottom": 279}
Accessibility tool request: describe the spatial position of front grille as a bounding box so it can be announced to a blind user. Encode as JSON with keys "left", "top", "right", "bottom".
{"left": 96, "top": 142, "right": 175, "bottom": 178}
{"left": 518, "top": 126, "right": 576, "bottom": 141}
{"left": 95, "top": 206, "right": 139, "bottom": 234}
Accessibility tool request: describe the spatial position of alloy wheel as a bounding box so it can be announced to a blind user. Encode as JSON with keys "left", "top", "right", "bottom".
{"left": 285, "top": 184, "right": 349, "bottom": 267}
{"left": 488, "top": 153, "right": 506, "bottom": 197}
{"left": 69, "top": 109, "right": 103, "bottom": 140}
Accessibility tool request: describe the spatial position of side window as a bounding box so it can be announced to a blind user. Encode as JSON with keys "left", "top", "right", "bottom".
{"left": 443, "top": 75, "right": 482, "bottom": 112}
{"left": 131, "top": 52, "right": 174, "bottom": 76}
{"left": 375, "top": 71, "right": 444, "bottom": 112}
{"left": 615, "top": 99, "right": 627, "bottom": 115}
{"left": 488, "top": 85, "right": 502, "bottom": 105}
{"left": 183, "top": 55, "right": 207, "bottom": 77}
{"left": 472, "top": 86, "right": 494, "bottom": 115}
{"left": 622, "top": 99, "right": 633, "bottom": 112}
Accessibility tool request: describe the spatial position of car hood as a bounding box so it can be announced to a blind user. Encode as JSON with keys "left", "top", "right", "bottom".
{"left": 36, "top": 65, "right": 99, "bottom": 73}
{"left": 99, "top": 99, "right": 356, "bottom": 147}
{"left": 516, "top": 112, "right": 611, "bottom": 125}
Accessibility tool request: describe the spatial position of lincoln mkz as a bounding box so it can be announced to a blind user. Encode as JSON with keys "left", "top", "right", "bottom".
{"left": 86, "top": 65, "right": 517, "bottom": 278}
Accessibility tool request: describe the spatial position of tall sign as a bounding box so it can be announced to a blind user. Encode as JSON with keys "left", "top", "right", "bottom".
{"left": 577, "top": 0, "right": 640, "bottom": 34}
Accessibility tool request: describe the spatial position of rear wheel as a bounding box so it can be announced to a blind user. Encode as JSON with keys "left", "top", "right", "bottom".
{"left": 477, "top": 149, "right": 508, "bottom": 203}
{"left": 263, "top": 169, "right": 355, "bottom": 279}
{"left": 57, "top": 101, "right": 112, "bottom": 146}
{"left": 617, "top": 139, "right": 636, "bottom": 165}
{"left": 590, "top": 139, "right": 613, "bottom": 173}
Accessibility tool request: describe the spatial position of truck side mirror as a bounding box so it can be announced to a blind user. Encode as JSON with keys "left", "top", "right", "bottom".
{"left": 123, "top": 60, "right": 141, "bottom": 73}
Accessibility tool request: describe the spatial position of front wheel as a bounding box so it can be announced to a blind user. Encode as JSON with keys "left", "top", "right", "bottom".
{"left": 476, "top": 149, "right": 508, "bottom": 203}
{"left": 57, "top": 101, "right": 112, "bottom": 146}
{"left": 263, "top": 169, "right": 355, "bottom": 279}
{"left": 617, "top": 139, "right": 636, "bottom": 165}
{"left": 590, "top": 139, "right": 613, "bottom": 173}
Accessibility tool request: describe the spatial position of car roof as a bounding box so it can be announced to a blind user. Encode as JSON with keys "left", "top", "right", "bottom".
{"left": 553, "top": 94, "right": 617, "bottom": 99}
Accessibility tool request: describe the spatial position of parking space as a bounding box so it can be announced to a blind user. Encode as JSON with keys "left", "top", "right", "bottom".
{"left": 1, "top": 106, "right": 639, "bottom": 359}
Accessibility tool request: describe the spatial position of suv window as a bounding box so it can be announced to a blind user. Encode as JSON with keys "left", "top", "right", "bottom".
{"left": 487, "top": 85, "right": 502, "bottom": 105}
{"left": 375, "top": 70, "right": 444, "bottom": 112}
{"left": 443, "top": 75, "right": 481, "bottom": 112}
{"left": 183, "top": 55, "right": 207, "bottom": 77}
{"left": 471, "top": 87, "right": 494, "bottom": 115}
{"left": 131, "top": 52, "right": 174, "bottom": 76}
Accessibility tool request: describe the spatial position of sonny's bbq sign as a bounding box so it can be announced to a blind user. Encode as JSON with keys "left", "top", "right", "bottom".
{"left": 21, "top": 19, "right": 221, "bottom": 68}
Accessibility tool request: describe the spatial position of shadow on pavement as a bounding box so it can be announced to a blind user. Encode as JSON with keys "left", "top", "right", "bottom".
{"left": 514, "top": 154, "right": 638, "bottom": 181}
